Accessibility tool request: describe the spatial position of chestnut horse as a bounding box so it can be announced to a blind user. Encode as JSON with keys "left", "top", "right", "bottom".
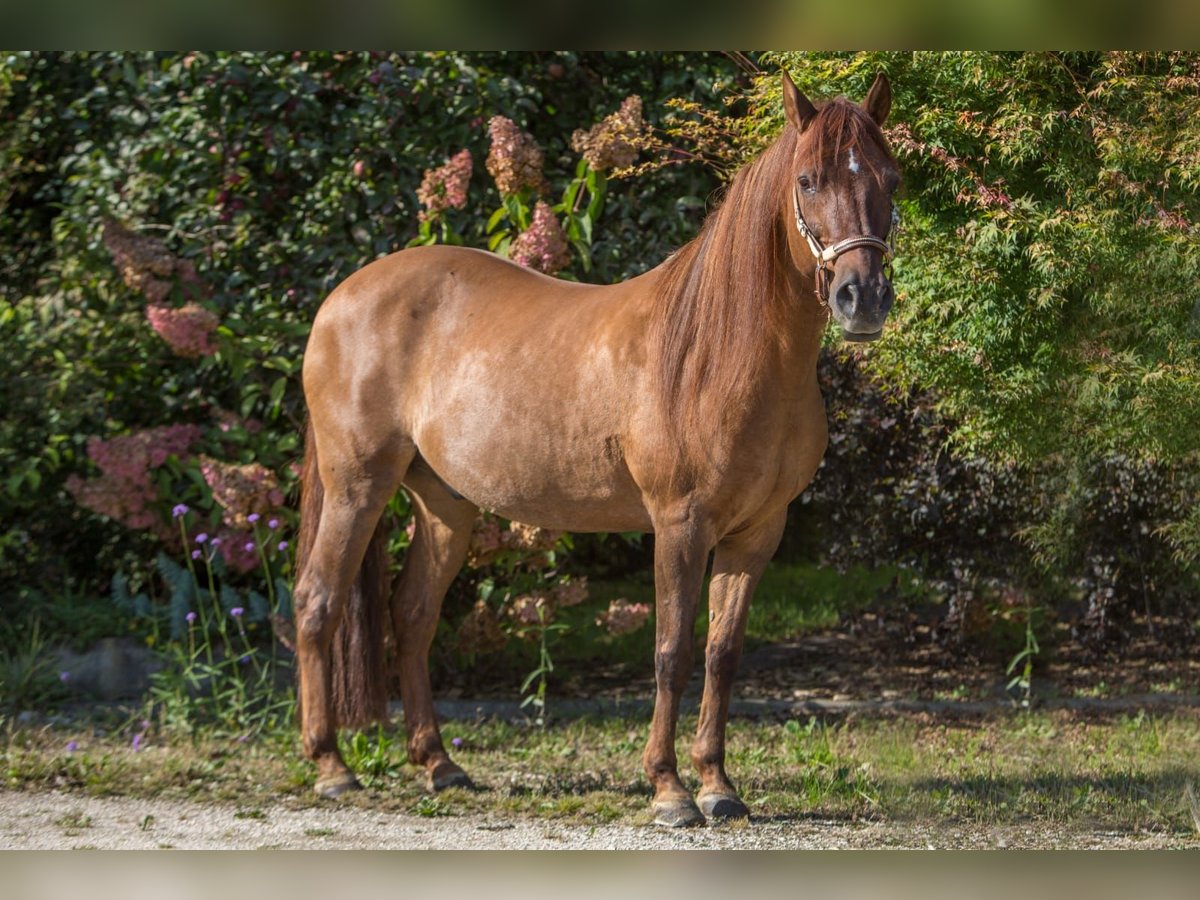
{"left": 294, "top": 71, "right": 900, "bottom": 827}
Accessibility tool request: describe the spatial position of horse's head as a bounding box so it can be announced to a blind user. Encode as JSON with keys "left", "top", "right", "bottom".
{"left": 782, "top": 71, "right": 900, "bottom": 342}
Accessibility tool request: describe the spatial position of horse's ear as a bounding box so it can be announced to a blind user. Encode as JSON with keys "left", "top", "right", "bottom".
{"left": 782, "top": 70, "right": 817, "bottom": 133}
{"left": 863, "top": 72, "right": 892, "bottom": 126}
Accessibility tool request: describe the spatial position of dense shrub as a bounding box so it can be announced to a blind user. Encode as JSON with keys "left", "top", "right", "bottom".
{"left": 807, "top": 351, "right": 1200, "bottom": 643}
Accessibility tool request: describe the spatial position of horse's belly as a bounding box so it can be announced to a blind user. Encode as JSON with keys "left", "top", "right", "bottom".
{"left": 412, "top": 419, "right": 652, "bottom": 534}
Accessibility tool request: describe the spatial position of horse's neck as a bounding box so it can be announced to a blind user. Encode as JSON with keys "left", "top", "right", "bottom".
{"left": 770, "top": 250, "right": 829, "bottom": 390}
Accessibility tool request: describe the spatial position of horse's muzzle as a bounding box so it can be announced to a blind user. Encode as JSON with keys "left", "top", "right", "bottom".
{"left": 841, "top": 328, "right": 882, "bottom": 343}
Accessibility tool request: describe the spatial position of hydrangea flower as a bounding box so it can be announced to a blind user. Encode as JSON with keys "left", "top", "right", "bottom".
{"left": 510, "top": 202, "right": 571, "bottom": 275}
{"left": 417, "top": 149, "right": 473, "bottom": 222}
{"left": 65, "top": 425, "right": 201, "bottom": 539}
{"left": 145, "top": 302, "right": 219, "bottom": 358}
{"left": 571, "top": 95, "right": 646, "bottom": 172}
{"left": 486, "top": 117, "right": 548, "bottom": 196}
{"left": 596, "top": 599, "right": 652, "bottom": 637}
{"left": 199, "top": 456, "right": 284, "bottom": 530}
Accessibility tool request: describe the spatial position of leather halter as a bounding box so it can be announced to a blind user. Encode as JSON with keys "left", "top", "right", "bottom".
{"left": 791, "top": 181, "right": 898, "bottom": 305}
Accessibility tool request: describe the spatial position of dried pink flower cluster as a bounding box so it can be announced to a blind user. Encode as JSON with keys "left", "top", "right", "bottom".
{"left": 101, "top": 219, "right": 219, "bottom": 358}
{"left": 66, "top": 425, "right": 203, "bottom": 538}
{"left": 486, "top": 116, "right": 549, "bottom": 196}
{"left": 596, "top": 598, "right": 652, "bottom": 637}
{"left": 466, "top": 518, "right": 504, "bottom": 567}
{"left": 466, "top": 516, "right": 563, "bottom": 568}
{"left": 198, "top": 456, "right": 285, "bottom": 531}
{"left": 550, "top": 576, "right": 588, "bottom": 609}
{"left": 571, "top": 95, "right": 646, "bottom": 172}
{"left": 504, "top": 520, "right": 563, "bottom": 553}
{"left": 509, "top": 592, "right": 553, "bottom": 628}
{"left": 101, "top": 218, "right": 197, "bottom": 305}
{"left": 510, "top": 202, "right": 571, "bottom": 275}
{"left": 456, "top": 600, "right": 509, "bottom": 657}
{"left": 416, "top": 149, "right": 473, "bottom": 222}
{"left": 145, "top": 302, "right": 219, "bottom": 357}
{"left": 501, "top": 577, "right": 591, "bottom": 640}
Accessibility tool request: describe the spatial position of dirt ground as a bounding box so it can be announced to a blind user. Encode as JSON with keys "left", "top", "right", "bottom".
{"left": 6, "top": 608, "right": 1197, "bottom": 850}
{"left": 2, "top": 789, "right": 1195, "bottom": 849}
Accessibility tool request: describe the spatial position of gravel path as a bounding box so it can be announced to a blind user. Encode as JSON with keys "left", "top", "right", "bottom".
{"left": 2, "top": 790, "right": 1193, "bottom": 849}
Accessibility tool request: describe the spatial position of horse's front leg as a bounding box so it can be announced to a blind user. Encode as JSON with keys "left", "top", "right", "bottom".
{"left": 691, "top": 510, "right": 787, "bottom": 821}
{"left": 644, "top": 516, "right": 711, "bottom": 827}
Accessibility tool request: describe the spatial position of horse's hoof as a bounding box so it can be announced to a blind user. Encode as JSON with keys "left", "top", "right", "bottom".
{"left": 697, "top": 792, "right": 750, "bottom": 821}
{"left": 652, "top": 798, "right": 705, "bottom": 828}
{"left": 314, "top": 773, "right": 362, "bottom": 799}
{"left": 429, "top": 761, "right": 475, "bottom": 792}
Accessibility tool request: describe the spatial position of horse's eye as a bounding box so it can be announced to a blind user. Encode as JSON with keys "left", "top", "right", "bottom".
{"left": 797, "top": 174, "right": 813, "bottom": 192}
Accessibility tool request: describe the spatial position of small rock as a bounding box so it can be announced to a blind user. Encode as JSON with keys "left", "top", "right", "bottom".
{"left": 54, "top": 638, "right": 164, "bottom": 700}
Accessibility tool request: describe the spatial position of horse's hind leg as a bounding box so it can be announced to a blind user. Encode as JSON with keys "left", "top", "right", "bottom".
{"left": 295, "top": 444, "right": 410, "bottom": 799}
{"left": 392, "top": 465, "right": 478, "bottom": 791}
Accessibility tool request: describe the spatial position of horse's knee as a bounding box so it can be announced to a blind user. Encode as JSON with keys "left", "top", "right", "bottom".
{"left": 655, "top": 642, "right": 693, "bottom": 693}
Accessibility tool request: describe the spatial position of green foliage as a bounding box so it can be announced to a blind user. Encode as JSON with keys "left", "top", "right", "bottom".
{"left": 0, "top": 618, "right": 70, "bottom": 714}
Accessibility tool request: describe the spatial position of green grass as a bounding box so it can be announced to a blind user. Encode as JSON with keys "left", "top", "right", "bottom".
{"left": 5, "top": 709, "right": 1198, "bottom": 836}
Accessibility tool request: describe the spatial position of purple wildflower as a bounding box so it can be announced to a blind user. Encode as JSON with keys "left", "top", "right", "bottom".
{"left": 230, "top": 607, "right": 244, "bottom": 618}
{"left": 59, "top": 671, "right": 71, "bottom": 683}
{"left": 240, "top": 654, "right": 251, "bottom": 665}
{"left": 132, "top": 733, "right": 143, "bottom": 751}
{"left": 172, "top": 503, "right": 189, "bottom": 518}
{"left": 277, "top": 540, "right": 289, "bottom": 552}
{"left": 244, "top": 541, "right": 255, "bottom": 553}
{"left": 191, "top": 549, "right": 202, "bottom": 560}
{"left": 267, "top": 518, "right": 280, "bottom": 530}
{"left": 247, "top": 512, "right": 260, "bottom": 524}
{"left": 186, "top": 611, "right": 197, "bottom": 624}
{"left": 210, "top": 537, "right": 222, "bottom": 548}
{"left": 66, "top": 741, "right": 79, "bottom": 753}
{"left": 195, "top": 533, "right": 208, "bottom": 544}
{"left": 451, "top": 736, "right": 464, "bottom": 749}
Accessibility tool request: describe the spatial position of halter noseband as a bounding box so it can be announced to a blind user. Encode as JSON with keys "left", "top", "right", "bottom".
{"left": 791, "top": 181, "right": 898, "bottom": 305}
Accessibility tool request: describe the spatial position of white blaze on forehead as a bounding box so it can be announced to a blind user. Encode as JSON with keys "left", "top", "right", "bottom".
{"left": 848, "top": 148, "right": 861, "bottom": 175}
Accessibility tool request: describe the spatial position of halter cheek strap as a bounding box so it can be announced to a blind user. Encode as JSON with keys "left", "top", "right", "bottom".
{"left": 792, "top": 183, "right": 897, "bottom": 305}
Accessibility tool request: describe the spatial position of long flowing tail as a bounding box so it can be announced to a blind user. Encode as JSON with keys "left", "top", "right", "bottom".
{"left": 295, "top": 423, "right": 392, "bottom": 729}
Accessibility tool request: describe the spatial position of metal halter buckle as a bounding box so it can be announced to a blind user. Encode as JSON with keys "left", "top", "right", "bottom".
{"left": 791, "top": 182, "right": 897, "bottom": 305}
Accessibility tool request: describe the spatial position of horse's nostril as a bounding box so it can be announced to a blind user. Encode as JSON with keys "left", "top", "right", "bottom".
{"left": 835, "top": 282, "right": 860, "bottom": 317}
